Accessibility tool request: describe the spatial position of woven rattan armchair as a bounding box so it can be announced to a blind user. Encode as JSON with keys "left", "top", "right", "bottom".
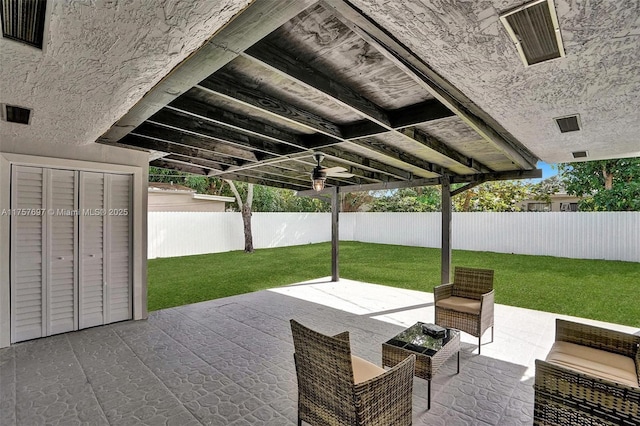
{"left": 434, "top": 266, "right": 494, "bottom": 354}
{"left": 290, "top": 319, "right": 416, "bottom": 426}
{"left": 534, "top": 319, "right": 640, "bottom": 425}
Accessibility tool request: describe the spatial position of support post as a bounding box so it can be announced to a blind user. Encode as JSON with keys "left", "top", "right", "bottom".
{"left": 441, "top": 175, "right": 452, "bottom": 284}
{"left": 331, "top": 186, "right": 340, "bottom": 282}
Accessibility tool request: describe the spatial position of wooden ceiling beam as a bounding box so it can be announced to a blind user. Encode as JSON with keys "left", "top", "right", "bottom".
{"left": 120, "top": 134, "right": 243, "bottom": 168}
{"left": 297, "top": 168, "right": 542, "bottom": 196}
{"left": 161, "top": 156, "right": 311, "bottom": 190}
{"left": 99, "top": 0, "right": 316, "bottom": 143}
{"left": 150, "top": 159, "right": 208, "bottom": 175}
{"left": 340, "top": 100, "right": 455, "bottom": 140}
{"left": 198, "top": 75, "right": 344, "bottom": 140}
{"left": 242, "top": 39, "right": 473, "bottom": 175}
{"left": 163, "top": 154, "right": 227, "bottom": 172}
{"left": 243, "top": 41, "right": 392, "bottom": 127}
{"left": 323, "top": 0, "right": 539, "bottom": 170}
{"left": 167, "top": 94, "right": 330, "bottom": 149}
{"left": 345, "top": 139, "right": 444, "bottom": 175}
{"left": 148, "top": 109, "right": 304, "bottom": 158}
{"left": 130, "top": 123, "right": 261, "bottom": 162}
{"left": 399, "top": 128, "right": 493, "bottom": 173}
{"left": 388, "top": 100, "right": 456, "bottom": 129}
{"left": 318, "top": 147, "right": 409, "bottom": 181}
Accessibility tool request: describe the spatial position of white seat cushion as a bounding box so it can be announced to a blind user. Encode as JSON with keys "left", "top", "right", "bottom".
{"left": 352, "top": 355, "right": 385, "bottom": 384}
{"left": 546, "top": 341, "right": 639, "bottom": 388}
{"left": 436, "top": 296, "right": 481, "bottom": 315}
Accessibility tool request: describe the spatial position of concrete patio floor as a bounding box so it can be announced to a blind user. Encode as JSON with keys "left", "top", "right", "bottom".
{"left": 1, "top": 278, "right": 638, "bottom": 425}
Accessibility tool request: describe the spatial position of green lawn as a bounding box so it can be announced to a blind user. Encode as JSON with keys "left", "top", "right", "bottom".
{"left": 148, "top": 241, "right": 640, "bottom": 327}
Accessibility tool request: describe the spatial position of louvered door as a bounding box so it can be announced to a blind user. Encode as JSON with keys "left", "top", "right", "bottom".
{"left": 11, "top": 166, "right": 132, "bottom": 343}
{"left": 46, "top": 169, "right": 78, "bottom": 335}
{"left": 10, "top": 166, "right": 46, "bottom": 342}
{"left": 105, "top": 174, "right": 132, "bottom": 323}
{"left": 78, "top": 172, "right": 106, "bottom": 328}
{"left": 11, "top": 167, "right": 78, "bottom": 342}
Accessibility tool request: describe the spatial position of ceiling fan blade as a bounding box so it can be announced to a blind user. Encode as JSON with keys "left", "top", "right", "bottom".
{"left": 321, "top": 166, "right": 348, "bottom": 174}
{"left": 327, "top": 172, "right": 354, "bottom": 178}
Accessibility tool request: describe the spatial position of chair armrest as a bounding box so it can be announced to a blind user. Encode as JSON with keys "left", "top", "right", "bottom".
{"left": 534, "top": 359, "right": 640, "bottom": 423}
{"left": 480, "top": 289, "right": 494, "bottom": 324}
{"left": 332, "top": 331, "right": 350, "bottom": 342}
{"left": 354, "top": 354, "right": 415, "bottom": 424}
{"left": 555, "top": 319, "right": 640, "bottom": 359}
{"left": 434, "top": 283, "right": 453, "bottom": 302}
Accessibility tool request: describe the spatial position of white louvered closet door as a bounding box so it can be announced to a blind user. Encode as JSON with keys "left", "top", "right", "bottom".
{"left": 79, "top": 172, "right": 132, "bottom": 328}
{"left": 78, "top": 172, "right": 106, "bottom": 329}
{"left": 105, "top": 174, "right": 132, "bottom": 323}
{"left": 11, "top": 167, "right": 78, "bottom": 342}
{"left": 11, "top": 166, "right": 47, "bottom": 342}
{"left": 46, "top": 169, "right": 78, "bottom": 335}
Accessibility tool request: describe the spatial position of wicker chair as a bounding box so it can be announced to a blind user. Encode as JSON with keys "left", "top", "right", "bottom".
{"left": 534, "top": 319, "right": 640, "bottom": 425}
{"left": 434, "top": 266, "right": 494, "bottom": 354}
{"left": 290, "top": 319, "right": 416, "bottom": 426}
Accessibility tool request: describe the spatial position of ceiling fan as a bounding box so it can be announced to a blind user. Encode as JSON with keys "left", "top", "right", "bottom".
{"left": 311, "top": 153, "right": 354, "bottom": 191}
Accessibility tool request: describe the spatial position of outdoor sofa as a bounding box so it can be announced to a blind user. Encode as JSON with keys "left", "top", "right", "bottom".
{"left": 534, "top": 319, "right": 640, "bottom": 425}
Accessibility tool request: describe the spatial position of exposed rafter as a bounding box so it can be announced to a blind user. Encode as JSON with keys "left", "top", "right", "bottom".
{"left": 130, "top": 123, "right": 261, "bottom": 162}
{"left": 297, "top": 168, "right": 542, "bottom": 196}
{"left": 242, "top": 40, "right": 475, "bottom": 174}
{"left": 322, "top": 0, "right": 538, "bottom": 169}
{"left": 198, "top": 75, "right": 344, "bottom": 139}
{"left": 120, "top": 134, "right": 243, "bottom": 168}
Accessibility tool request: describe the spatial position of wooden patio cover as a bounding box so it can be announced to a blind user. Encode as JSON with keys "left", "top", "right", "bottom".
{"left": 98, "top": 0, "right": 542, "bottom": 282}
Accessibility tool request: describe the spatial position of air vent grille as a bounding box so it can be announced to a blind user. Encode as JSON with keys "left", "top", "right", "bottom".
{"left": 555, "top": 115, "right": 580, "bottom": 133}
{"left": 1, "top": 0, "right": 48, "bottom": 49}
{"left": 500, "top": 0, "right": 564, "bottom": 66}
{"left": 3, "top": 104, "right": 32, "bottom": 124}
{"left": 572, "top": 151, "right": 588, "bottom": 159}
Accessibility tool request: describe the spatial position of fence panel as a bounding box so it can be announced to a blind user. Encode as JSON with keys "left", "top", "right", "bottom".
{"left": 148, "top": 212, "right": 639, "bottom": 262}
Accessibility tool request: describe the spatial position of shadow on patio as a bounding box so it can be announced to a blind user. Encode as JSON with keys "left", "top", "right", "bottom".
{"left": 1, "top": 278, "right": 637, "bottom": 425}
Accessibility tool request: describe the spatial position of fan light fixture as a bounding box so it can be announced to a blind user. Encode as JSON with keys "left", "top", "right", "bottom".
{"left": 309, "top": 152, "right": 354, "bottom": 191}
{"left": 311, "top": 153, "right": 327, "bottom": 191}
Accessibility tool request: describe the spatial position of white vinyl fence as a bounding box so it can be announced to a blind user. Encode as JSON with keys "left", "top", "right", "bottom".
{"left": 148, "top": 212, "right": 640, "bottom": 262}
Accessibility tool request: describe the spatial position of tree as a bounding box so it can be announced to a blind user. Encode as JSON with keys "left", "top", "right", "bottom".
{"left": 529, "top": 175, "right": 563, "bottom": 204}
{"left": 226, "top": 180, "right": 254, "bottom": 253}
{"left": 559, "top": 158, "right": 640, "bottom": 211}
{"left": 453, "top": 181, "right": 531, "bottom": 212}
{"left": 369, "top": 187, "right": 441, "bottom": 212}
{"left": 149, "top": 167, "right": 329, "bottom": 212}
{"left": 341, "top": 192, "right": 373, "bottom": 212}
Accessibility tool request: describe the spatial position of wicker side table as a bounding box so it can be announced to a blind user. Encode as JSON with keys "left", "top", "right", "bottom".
{"left": 382, "top": 322, "right": 461, "bottom": 409}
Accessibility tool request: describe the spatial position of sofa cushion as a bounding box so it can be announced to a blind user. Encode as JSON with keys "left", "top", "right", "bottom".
{"left": 546, "top": 341, "right": 639, "bottom": 388}
{"left": 435, "top": 296, "right": 481, "bottom": 315}
{"left": 351, "top": 355, "right": 385, "bottom": 384}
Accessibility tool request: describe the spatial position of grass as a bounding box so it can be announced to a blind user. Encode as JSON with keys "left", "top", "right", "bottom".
{"left": 148, "top": 241, "right": 640, "bottom": 327}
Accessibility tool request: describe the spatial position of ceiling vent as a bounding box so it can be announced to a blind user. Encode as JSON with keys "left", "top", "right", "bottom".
{"left": 2, "top": 104, "right": 32, "bottom": 124}
{"left": 500, "top": 0, "right": 565, "bottom": 66}
{"left": 1, "top": 0, "right": 48, "bottom": 49}
{"left": 554, "top": 114, "right": 581, "bottom": 133}
{"left": 572, "top": 151, "right": 588, "bottom": 159}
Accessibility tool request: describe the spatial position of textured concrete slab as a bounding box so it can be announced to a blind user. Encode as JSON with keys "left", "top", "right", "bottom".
{"left": 1, "top": 277, "right": 637, "bottom": 425}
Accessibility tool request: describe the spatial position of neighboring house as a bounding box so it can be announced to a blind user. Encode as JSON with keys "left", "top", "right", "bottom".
{"left": 519, "top": 193, "right": 582, "bottom": 212}
{"left": 148, "top": 183, "right": 234, "bottom": 212}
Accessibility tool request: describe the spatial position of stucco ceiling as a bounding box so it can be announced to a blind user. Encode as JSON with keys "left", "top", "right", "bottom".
{"left": 0, "top": 0, "right": 251, "bottom": 146}
{"left": 1, "top": 0, "right": 638, "bottom": 182}
{"left": 349, "top": 0, "right": 640, "bottom": 163}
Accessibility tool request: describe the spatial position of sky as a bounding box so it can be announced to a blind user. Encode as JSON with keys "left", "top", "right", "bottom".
{"left": 534, "top": 161, "right": 558, "bottom": 182}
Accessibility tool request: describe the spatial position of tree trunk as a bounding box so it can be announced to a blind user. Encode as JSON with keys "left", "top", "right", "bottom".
{"left": 462, "top": 190, "right": 473, "bottom": 212}
{"left": 242, "top": 203, "right": 254, "bottom": 253}
{"left": 602, "top": 166, "right": 613, "bottom": 190}
{"left": 225, "top": 180, "right": 254, "bottom": 253}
